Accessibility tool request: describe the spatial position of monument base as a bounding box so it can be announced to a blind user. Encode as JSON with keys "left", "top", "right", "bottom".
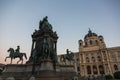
{"left": 39, "top": 59, "right": 54, "bottom": 71}
{"left": 0, "top": 64, "right": 87, "bottom": 80}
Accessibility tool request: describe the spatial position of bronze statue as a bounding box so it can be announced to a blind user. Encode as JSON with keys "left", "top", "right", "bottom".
{"left": 15, "top": 46, "right": 20, "bottom": 53}
{"left": 39, "top": 16, "right": 52, "bottom": 31}
{"left": 27, "top": 16, "right": 58, "bottom": 70}
{"left": 5, "top": 47, "right": 27, "bottom": 64}
{"left": 66, "top": 49, "right": 70, "bottom": 55}
{"left": 42, "top": 38, "right": 50, "bottom": 59}
{"left": 60, "top": 49, "right": 74, "bottom": 64}
{"left": 28, "top": 49, "right": 37, "bottom": 63}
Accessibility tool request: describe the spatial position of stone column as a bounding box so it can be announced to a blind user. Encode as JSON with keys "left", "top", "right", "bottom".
{"left": 81, "top": 65, "right": 84, "bottom": 76}
{"left": 55, "top": 42, "right": 57, "bottom": 53}
{"left": 31, "top": 40, "right": 35, "bottom": 74}
{"left": 97, "top": 64, "right": 100, "bottom": 75}
{"left": 91, "top": 65, "right": 93, "bottom": 75}
{"left": 81, "top": 54, "right": 83, "bottom": 63}
{"left": 101, "top": 51, "right": 104, "bottom": 62}
{"left": 30, "top": 40, "right": 35, "bottom": 55}
{"left": 107, "top": 50, "right": 113, "bottom": 75}
{"left": 103, "top": 64, "right": 106, "bottom": 75}
{"left": 74, "top": 61, "right": 78, "bottom": 74}
{"left": 83, "top": 53, "right": 85, "bottom": 63}
{"left": 105, "top": 51, "right": 109, "bottom": 61}
{"left": 89, "top": 54, "right": 92, "bottom": 63}
{"left": 84, "top": 65, "right": 87, "bottom": 76}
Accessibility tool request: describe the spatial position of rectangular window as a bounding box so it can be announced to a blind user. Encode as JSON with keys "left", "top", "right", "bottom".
{"left": 77, "top": 67, "right": 80, "bottom": 71}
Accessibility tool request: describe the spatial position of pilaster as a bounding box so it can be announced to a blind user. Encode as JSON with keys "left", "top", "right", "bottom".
{"left": 97, "top": 64, "right": 100, "bottom": 75}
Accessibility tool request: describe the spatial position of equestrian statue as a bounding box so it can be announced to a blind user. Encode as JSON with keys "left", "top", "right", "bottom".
{"left": 60, "top": 49, "right": 74, "bottom": 65}
{"left": 5, "top": 46, "right": 27, "bottom": 64}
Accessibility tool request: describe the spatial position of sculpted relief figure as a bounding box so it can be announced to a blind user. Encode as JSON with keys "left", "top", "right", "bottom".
{"left": 42, "top": 38, "right": 50, "bottom": 59}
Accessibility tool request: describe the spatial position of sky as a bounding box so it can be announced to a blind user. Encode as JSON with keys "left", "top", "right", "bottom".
{"left": 0, "top": 0, "right": 120, "bottom": 64}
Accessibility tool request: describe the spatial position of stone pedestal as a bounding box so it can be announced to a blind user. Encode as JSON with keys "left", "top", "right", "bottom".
{"left": 0, "top": 64, "right": 87, "bottom": 80}
{"left": 40, "top": 59, "right": 54, "bottom": 71}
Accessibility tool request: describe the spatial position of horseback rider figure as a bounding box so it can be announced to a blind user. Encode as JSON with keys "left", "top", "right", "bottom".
{"left": 5, "top": 46, "right": 27, "bottom": 64}
{"left": 15, "top": 46, "right": 20, "bottom": 57}
{"left": 66, "top": 49, "right": 71, "bottom": 59}
{"left": 60, "top": 49, "right": 74, "bottom": 65}
{"left": 66, "top": 49, "right": 71, "bottom": 55}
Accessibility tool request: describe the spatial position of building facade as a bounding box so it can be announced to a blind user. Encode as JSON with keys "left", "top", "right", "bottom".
{"left": 58, "top": 29, "right": 120, "bottom": 77}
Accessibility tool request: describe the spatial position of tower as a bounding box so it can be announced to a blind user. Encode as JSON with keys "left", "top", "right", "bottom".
{"left": 78, "top": 39, "right": 83, "bottom": 52}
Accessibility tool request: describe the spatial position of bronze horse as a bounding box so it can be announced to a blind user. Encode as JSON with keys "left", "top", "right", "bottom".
{"left": 5, "top": 48, "right": 27, "bottom": 64}
{"left": 60, "top": 52, "right": 74, "bottom": 65}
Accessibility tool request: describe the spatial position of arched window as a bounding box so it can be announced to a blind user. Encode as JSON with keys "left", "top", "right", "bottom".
{"left": 93, "top": 65, "right": 98, "bottom": 74}
{"left": 92, "top": 57, "right": 95, "bottom": 62}
{"left": 89, "top": 40, "right": 92, "bottom": 45}
{"left": 100, "top": 39, "right": 102, "bottom": 41}
{"left": 80, "top": 43, "right": 81, "bottom": 46}
{"left": 77, "top": 66, "right": 80, "bottom": 71}
{"left": 76, "top": 58, "right": 79, "bottom": 61}
{"left": 87, "top": 66, "right": 91, "bottom": 74}
{"left": 95, "top": 40, "right": 98, "bottom": 45}
{"left": 114, "top": 64, "right": 118, "bottom": 71}
{"left": 99, "top": 65, "right": 104, "bottom": 74}
{"left": 85, "top": 42, "right": 88, "bottom": 46}
{"left": 97, "top": 56, "right": 101, "bottom": 62}
{"left": 86, "top": 57, "right": 89, "bottom": 62}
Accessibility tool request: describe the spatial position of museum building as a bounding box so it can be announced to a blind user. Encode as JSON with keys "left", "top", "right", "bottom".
{"left": 58, "top": 29, "right": 120, "bottom": 77}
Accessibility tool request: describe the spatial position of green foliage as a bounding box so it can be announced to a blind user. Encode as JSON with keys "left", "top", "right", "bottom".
{"left": 105, "top": 74, "right": 113, "bottom": 79}
{"left": 114, "top": 71, "right": 120, "bottom": 79}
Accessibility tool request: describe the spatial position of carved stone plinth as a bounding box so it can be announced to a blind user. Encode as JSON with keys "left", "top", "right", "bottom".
{"left": 40, "top": 59, "right": 54, "bottom": 71}
{"left": 1, "top": 64, "right": 79, "bottom": 80}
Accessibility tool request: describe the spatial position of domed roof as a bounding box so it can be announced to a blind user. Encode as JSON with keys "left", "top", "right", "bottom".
{"left": 84, "top": 29, "right": 98, "bottom": 39}
{"left": 99, "top": 35, "right": 103, "bottom": 38}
